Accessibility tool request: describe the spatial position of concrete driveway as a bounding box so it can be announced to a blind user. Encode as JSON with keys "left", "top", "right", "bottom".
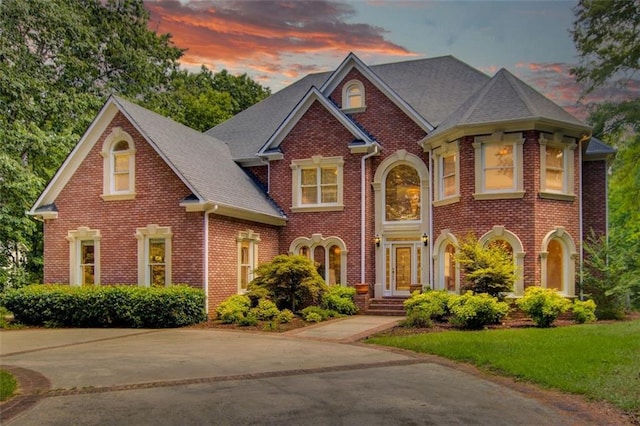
{"left": 0, "top": 319, "right": 610, "bottom": 425}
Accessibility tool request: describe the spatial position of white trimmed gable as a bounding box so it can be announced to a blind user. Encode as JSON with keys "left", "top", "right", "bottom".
{"left": 257, "top": 86, "right": 377, "bottom": 159}
{"left": 320, "top": 53, "right": 434, "bottom": 133}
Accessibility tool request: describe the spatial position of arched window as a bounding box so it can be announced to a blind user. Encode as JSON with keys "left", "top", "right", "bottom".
{"left": 540, "top": 227, "right": 577, "bottom": 296}
{"left": 385, "top": 164, "right": 421, "bottom": 222}
{"left": 342, "top": 80, "right": 365, "bottom": 110}
{"left": 101, "top": 127, "right": 136, "bottom": 200}
{"left": 290, "top": 234, "right": 348, "bottom": 285}
{"left": 444, "top": 243, "right": 456, "bottom": 291}
{"left": 433, "top": 230, "right": 459, "bottom": 292}
{"left": 547, "top": 239, "right": 564, "bottom": 291}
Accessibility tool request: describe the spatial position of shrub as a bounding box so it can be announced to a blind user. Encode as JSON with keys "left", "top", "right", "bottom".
{"left": 248, "top": 255, "right": 328, "bottom": 311}
{"left": 403, "top": 290, "right": 451, "bottom": 322}
{"left": 516, "top": 286, "right": 571, "bottom": 328}
{"left": 216, "top": 294, "right": 252, "bottom": 324}
{"left": 1, "top": 284, "right": 206, "bottom": 328}
{"left": 251, "top": 299, "right": 280, "bottom": 321}
{"left": 300, "top": 306, "right": 338, "bottom": 322}
{"left": 305, "top": 312, "right": 323, "bottom": 323}
{"left": 572, "top": 299, "right": 597, "bottom": 324}
{"left": 321, "top": 285, "right": 358, "bottom": 315}
{"left": 455, "top": 234, "right": 516, "bottom": 297}
{"left": 448, "top": 291, "right": 509, "bottom": 330}
{"left": 402, "top": 310, "right": 433, "bottom": 328}
{"left": 276, "top": 309, "right": 294, "bottom": 324}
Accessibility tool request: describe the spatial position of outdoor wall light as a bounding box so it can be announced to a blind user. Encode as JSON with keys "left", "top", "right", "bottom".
{"left": 422, "top": 233, "right": 429, "bottom": 246}
{"left": 374, "top": 234, "right": 381, "bottom": 247}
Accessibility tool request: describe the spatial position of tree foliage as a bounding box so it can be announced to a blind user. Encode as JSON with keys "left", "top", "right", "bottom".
{"left": 455, "top": 235, "right": 516, "bottom": 297}
{"left": 571, "top": 0, "right": 640, "bottom": 95}
{"left": 0, "top": 0, "right": 270, "bottom": 288}
{"left": 247, "top": 255, "right": 328, "bottom": 312}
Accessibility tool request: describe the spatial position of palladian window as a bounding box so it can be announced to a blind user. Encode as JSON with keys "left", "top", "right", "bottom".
{"left": 385, "top": 164, "right": 421, "bottom": 221}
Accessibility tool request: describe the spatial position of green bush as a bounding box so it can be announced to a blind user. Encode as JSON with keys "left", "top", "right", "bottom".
{"left": 321, "top": 285, "right": 358, "bottom": 315}
{"left": 455, "top": 235, "right": 516, "bottom": 297}
{"left": 448, "top": 291, "right": 509, "bottom": 330}
{"left": 403, "top": 290, "right": 451, "bottom": 322}
{"left": 1, "top": 284, "right": 206, "bottom": 328}
{"left": 300, "top": 305, "right": 338, "bottom": 322}
{"left": 251, "top": 298, "right": 280, "bottom": 321}
{"left": 402, "top": 310, "right": 433, "bottom": 328}
{"left": 216, "top": 294, "right": 252, "bottom": 324}
{"left": 516, "top": 286, "right": 571, "bottom": 328}
{"left": 305, "top": 312, "right": 323, "bottom": 323}
{"left": 247, "top": 255, "right": 328, "bottom": 311}
{"left": 571, "top": 299, "right": 597, "bottom": 324}
{"left": 276, "top": 309, "right": 294, "bottom": 324}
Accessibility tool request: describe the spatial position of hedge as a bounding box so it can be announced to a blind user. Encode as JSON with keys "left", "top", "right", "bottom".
{"left": 0, "top": 284, "right": 206, "bottom": 328}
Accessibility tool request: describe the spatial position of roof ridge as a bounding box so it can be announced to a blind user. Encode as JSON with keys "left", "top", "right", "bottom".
{"left": 500, "top": 69, "right": 539, "bottom": 117}
{"left": 458, "top": 72, "right": 501, "bottom": 124}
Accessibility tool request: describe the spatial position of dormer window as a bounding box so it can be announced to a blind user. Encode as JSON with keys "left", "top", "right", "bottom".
{"left": 101, "top": 127, "right": 136, "bottom": 201}
{"left": 342, "top": 80, "right": 365, "bottom": 112}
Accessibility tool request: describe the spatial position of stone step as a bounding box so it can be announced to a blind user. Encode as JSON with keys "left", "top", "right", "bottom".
{"left": 366, "top": 298, "right": 407, "bottom": 316}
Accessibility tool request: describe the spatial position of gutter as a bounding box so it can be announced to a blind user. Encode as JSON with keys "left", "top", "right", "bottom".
{"left": 361, "top": 145, "right": 380, "bottom": 283}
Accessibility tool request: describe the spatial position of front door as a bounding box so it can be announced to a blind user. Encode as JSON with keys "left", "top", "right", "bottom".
{"left": 385, "top": 243, "right": 421, "bottom": 296}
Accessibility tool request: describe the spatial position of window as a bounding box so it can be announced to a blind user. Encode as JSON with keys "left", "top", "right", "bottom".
{"left": 291, "top": 156, "right": 344, "bottom": 211}
{"left": 433, "top": 140, "right": 460, "bottom": 205}
{"left": 136, "top": 225, "right": 172, "bottom": 287}
{"left": 385, "top": 164, "right": 421, "bottom": 222}
{"left": 291, "top": 234, "right": 347, "bottom": 285}
{"left": 473, "top": 132, "right": 524, "bottom": 199}
{"left": 101, "top": 127, "right": 136, "bottom": 201}
{"left": 540, "top": 227, "right": 577, "bottom": 296}
{"left": 237, "top": 230, "right": 260, "bottom": 292}
{"left": 539, "top": 133, "right": 576, "bottom": 200}
{"left": 66, "top": 227, "right": 101, "bottom": 285}
{"left": 433, "top": 231, "right": 459, "bottom": 292}
{"left": 341, "top": 80, "right": 365, "bottom": 111}
{"left": 444, "top": 244, "right": 456, "bottom": 291}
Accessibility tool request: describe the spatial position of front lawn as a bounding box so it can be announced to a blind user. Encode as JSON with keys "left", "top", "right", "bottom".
{"left": 367, "top": 320, "right": 640, "bottom": 416}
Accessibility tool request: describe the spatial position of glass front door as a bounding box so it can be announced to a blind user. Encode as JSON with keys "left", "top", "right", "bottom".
{"left": 385, "top": 242, "right": 421, "bottom": 296}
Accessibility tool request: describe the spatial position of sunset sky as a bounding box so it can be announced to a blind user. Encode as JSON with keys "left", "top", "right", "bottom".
{"left": 144, "top": 0, "right": 639, "bottom": 120}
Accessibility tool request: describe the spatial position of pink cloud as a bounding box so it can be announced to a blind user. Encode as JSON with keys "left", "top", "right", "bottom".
{"left": 145, "top": 0, "right": 416, "bottom": 76}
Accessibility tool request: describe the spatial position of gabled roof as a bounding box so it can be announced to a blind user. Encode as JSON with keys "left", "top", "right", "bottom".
{"left": 30, "top": 96, "right": 286, "bottom": 225}
{"left": 207, "top": 55, "right": 490, "bottom": 162}
{"left": 319, "top": 53, "right": 434, "bottom": 132}
{"left": 423, "top": 68, "right": 590, "bottom": 145}
{"left": 258, "top": 86, "right": 376, "bottom": 158}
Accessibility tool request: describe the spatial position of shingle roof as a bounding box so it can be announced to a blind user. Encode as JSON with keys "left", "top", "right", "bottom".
{"left": 427, "top": 69, "right": 588, "bottom": 139}
{"left": 112, "top": 96, "right": 285, "bottom": 221}
{"left": 207, "top": 56, "right": 490, "bottom": 161}
{"left": 585, "top": 136, "right": 617, "bottom": 157}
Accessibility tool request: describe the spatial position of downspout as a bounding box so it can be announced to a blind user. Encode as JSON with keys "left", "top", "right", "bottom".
{"left": 578, "top": 139, "right": 584, "bottom": 301}
{"left": 428, "top": 148, "right": 434, "bottom": 288}
{"left": 203, "top": 204, "right": 219, "bottom": 315}
{"left": 361, "top": 145, "right": 379, "bottom": 283}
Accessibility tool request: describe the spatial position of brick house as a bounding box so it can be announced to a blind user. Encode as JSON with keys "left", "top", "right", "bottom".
{"left": 30, "top": 53, "right": 614, "bottom": 314}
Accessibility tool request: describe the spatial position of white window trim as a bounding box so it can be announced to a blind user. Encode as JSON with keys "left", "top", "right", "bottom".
{"left": 433, "top": 140, "right": 460, "bottom": 206}
{"left": 539, "top": 133, "right": 576, "bottom": 201}
{"left": 479, "top": 226, "right": 526, "bottom": 296}
{"left": 473, "top": 132, "right": 525, "bottom": 200}
{"left": 341, "top": 79, "right": 366, "bottom": 113}
{"left": 66, "top": 227, "right": 101, "bottom": 285}
{"left": 432, "top": 230, "right": 460, "bottom": 292}
{"left": 291, "top": 156, "right": 344, "bottom": 212}
{"left": 540, "top": 226, "right": 578, "bottom": 296}
{"left": 237, "top": 229, "right": 260, "bottom": 293}
{"left": 101, "top": 127, "right": 136, "bottom": 201}
{"left": 289, "top": 234, "right": 348, "bottom": 286}
{"left": 135, "top": 224, "right": 172, "bottom": 287}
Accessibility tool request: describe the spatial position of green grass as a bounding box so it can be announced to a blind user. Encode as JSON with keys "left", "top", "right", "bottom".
{"left": 368, "top": 320, "right": 640, "bottom": 414}
{"left": 0, "top": 369, "right": 18, "bottom": 401}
